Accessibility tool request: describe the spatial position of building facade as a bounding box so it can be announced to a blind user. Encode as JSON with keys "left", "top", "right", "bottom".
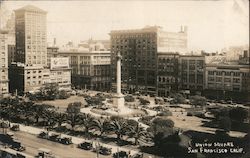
{"left": 110, "top": 26, "right": 187, "bottom": 95}
{"left": 205, "top": 62, "right": 250, "bottom": 101}
{"left": 10, "top": 5, "right": 71, "bottom": 93}
{"left": 47, "top": 46, "right": 59, "bottom": 67}
{"left": 157, "top": 52, "right": 179, "bottom": 96}
{"left": 179, "top": 55, "right": 205, "bottom": 94}
{"left": 8, "top": 45, "right": 15, "bottom": 65}
{"left": 58, "top": 50, "right": 111, "bottom": 91}
{"left": 0, "top": 30, "right": 9, "bottom": 97}
{"left": 49, "top": 57, "right": 71, "bottom": 91}
{"left": 15, "top": 5, "right": 47, "bottom": 66}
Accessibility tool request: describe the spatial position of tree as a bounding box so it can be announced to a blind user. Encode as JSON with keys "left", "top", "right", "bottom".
{"left": 190, "top": 95, "right": 207, "bottom": 106}
{"left": 124, "top": 95, "right": 135, "bottom": 102}
{"left": 58, "top": 90, "right": 70, "bottom": 99}
{"left": 170, "top": 93, "right": 185, "bottom": 104}
{"left": 219, "top": 116, "right": 231, "bottom": 132}
{"left": 128, "top": 122, "right": 148, "bottom": 145}
{"left": 39, "top": 83, "right": 59, "bottom": 100}
{"left": 66, "top": 102, "right": 82, "bottom": 114}
{"left": 79, "top": 114, "right": 94, "bottom": 136}
{"left": 67, "top": 113, "right": 81, "bottom": 130}
{"left": 148, "top": 117, "right": 175, "bottom": 146}
{"left": 139, "top": 98, "right": 150, "bottom": 105}
{"left": 229, "top": 107, "right": 248, "bottom": 122}
{"left": 85, "top": 96, "right": 104, "bottom": 106}
{"left": 54, "top": 112, "right": 67, "bottom": 127}
{"left": 109, "top": 119, "right": 129, "bottom": 141}
{"left": 33, "top": 104, "right": 48, "bottom": 123}
{"left": 91, "top": 118, "right": 110, "bottom": 136}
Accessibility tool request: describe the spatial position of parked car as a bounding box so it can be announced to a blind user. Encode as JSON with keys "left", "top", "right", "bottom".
{"left": 78, "top": 142, "right": 93, "bottom": 150}
{"left": 113, "top": 151, "right": 128, "bottom": 158}
{"left": 99, "top": 146, "right": 112, "bottom": 155}
{"left": 10, "top": 124, "right": 20, "bottom": 131}
{"left": 59, "top": 137, "right": 72, "bottom": 145}
{"left": 36, "top": 148, "right": 56, "bottom": 158}
{"left": 0, "top": 133, "right": 25, "bottom": 151}
{"left": 48, "top": 134, "right": 60, "bottom": 142}
{"left": 131, "top": 153, "right": 143, "bottom": 158}
{"left": 11, "top": 140, "right": 26, "bottom": 151}
{"left": 38, "top": 132, "right": 48, "bottom": 139}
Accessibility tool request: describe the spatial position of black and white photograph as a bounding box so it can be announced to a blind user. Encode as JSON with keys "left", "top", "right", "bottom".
{"left": 0, "top": 0, "right": 249, "bottom": 157}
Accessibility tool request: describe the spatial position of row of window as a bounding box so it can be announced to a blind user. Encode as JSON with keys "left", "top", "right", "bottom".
{"left": 208, "top": 71, "right": 241, "bottom": 76}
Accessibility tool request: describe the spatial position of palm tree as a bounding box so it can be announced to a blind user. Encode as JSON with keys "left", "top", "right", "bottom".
{"left": 128, "top": 123, "right": 148, "bottom": 145}
{"left": 91, "top": 118, "right": 110, "bottom": 136}
{"left": 42, "top": 110, "right": 57, "bottom": 130}
{"left": 109, "top": 119, "right": 129, "bottom": 141}
{"left": 79, "top": 114, "right": 94, "bottom": 137}
{"left": 67, "top": 113, "right": 81, "bottom": 130}
{"left": 54, "top": 112, "right": 67, "bottom": 127}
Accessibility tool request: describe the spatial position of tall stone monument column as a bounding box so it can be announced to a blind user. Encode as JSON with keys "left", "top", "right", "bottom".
{"left": 113, "top": 52, "right": 124, "bottom": 109}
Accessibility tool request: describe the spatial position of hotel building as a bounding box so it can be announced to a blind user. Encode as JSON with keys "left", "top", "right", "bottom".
{"left": 110, "top": 26, "right": 187, "bottom": 95}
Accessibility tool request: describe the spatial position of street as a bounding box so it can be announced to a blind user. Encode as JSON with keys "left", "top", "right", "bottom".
{"left": 13, "top": 131, "right": 111, "bottom": 158}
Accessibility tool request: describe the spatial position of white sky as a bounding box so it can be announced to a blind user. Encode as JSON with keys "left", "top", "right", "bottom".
{"left": 0, "top": 0, "right": 249, "bottom": 52}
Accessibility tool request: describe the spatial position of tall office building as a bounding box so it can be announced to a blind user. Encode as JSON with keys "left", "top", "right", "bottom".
{"left": 0, "top": 30, "right": 9, "bottom": 97}
{"left": 15, "top": 5, "right": 47, "bottom": 66}
{"left": 10, "top": 5, "right": 71, "bottom": 93}
{"left": 110, "top": 26, "right": 187, "bottom": 95}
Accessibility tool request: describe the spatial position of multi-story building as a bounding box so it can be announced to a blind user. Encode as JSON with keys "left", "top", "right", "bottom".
{"left": 205, "top": 60, "right": 250, "bottom": 101}
{"left": 9, "top": 5, "right": 71, "bottom": 93}
{"left": 8, "top": 45, "right": 15, "bottom": 65}
{"left": 9, "top": 63, "right": 50, "bottom": 93}
{"left": 157, "top": 52, "right": 179, "bottom": 96}
{"left": 179, "top": 55, "right": 205, "bottom": 94}
{"left": 58, "top": 49, "right": 111, "bottom": 91}
{"left": 49, "top": 57, "right": 71, "bottom": 91}
{"left": 47, "top": 46, "right": 59, "bottom": 67}
{"left": 110, "top": 26, "right": 187, "bottom": 95}
{"left": 15, "top": 5, "right": 47, "bottom": 65}
{"left": 0, "top": 30, "right": 9, "bottom": 97}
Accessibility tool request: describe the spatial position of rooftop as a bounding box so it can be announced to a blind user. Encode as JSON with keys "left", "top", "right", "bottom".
{"left": 14, "top": 5, "right": 47, "bottom": 13}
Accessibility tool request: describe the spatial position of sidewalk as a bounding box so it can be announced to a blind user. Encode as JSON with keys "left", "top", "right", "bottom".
{"left": 12, "top": 123, "right": 141, "bottom": 155}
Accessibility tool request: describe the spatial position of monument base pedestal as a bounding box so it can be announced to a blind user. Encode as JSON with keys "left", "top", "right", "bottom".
{"left": 113, "top": 93, "right": 124, "bottom": 109}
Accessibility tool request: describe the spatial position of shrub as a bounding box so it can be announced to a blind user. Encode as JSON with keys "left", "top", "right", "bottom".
{"left": 124, "top": 95, "right": 135, "bottom": 102}
{"left": 157, "top": 111, "right": 172, "bottom": 117}
{"left": 138, "top": 116, "right": 154, "bottom": 126}
{"left": 58, "top": 90, "right": 70, "bottom": 99}
{"left": 139, "top": 98, "right": 150, "bottom": 105}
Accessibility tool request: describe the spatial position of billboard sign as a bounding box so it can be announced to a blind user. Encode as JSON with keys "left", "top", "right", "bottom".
{"left": 51, "top": 57, "right": 69, "bottom": 69}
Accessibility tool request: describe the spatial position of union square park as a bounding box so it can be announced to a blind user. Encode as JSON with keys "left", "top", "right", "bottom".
{"left": 0, "top": 52, "right": 249, "bottom": 158}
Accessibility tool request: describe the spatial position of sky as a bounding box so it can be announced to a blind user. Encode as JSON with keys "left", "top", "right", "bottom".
{"left": 0, "top": 0, "right": 249, "bottom": 52}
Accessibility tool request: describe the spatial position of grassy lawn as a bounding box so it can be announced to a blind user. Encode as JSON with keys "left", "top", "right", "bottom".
{"left": 36, "top": 95, "right": 86, "bottom": 111}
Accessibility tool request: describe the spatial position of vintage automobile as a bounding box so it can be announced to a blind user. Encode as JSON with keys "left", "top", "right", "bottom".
{"left": 38, "top": 132, "right": 49, "bottom": 139}
{"left": 48, "top": 134, "right": 60, "bottom": 142}
{"left": 10, "top": 124, "right": 20, "bottom": 131}
{"left": 58, "top": 137, "right": 73, "bottom": 145}
{"left": 113, "top": 151, "right": 128, "bottom": 158}
{"left": 99, "top": 146, "right": 112, "bottom": 155}
{"left": 78, "top": 142, "right": 93, "bottom": 150}
{"left": 36, "top": 148, "right": 56, "bottom": 158}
